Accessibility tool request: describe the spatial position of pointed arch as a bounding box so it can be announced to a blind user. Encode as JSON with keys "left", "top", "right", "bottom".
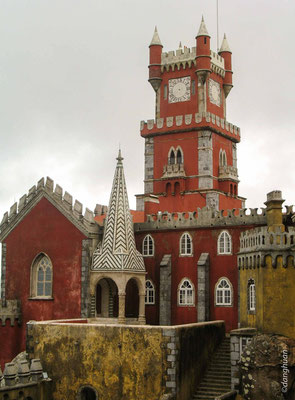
{"left": 30, "top": 253, "right": 53, "bottom": 298}
{"left": 168, "top": 147, "right": 176, "bottom": 165}
{"left": 223, "top": 150, "right": 227, "bottom": 166}
{"left": 247, "top": 278, "right": 256, "bottom": 312}
{"left": 175, "top": 146, "right": 184, "bottom": 164}
{"left": 180, "top": 232, "right": 193, "bottom": 256}
{"left": 218, "top": 231, "right": 232, "bottom": 254}
{"left": 142, "top": 234, "right": 154, "bottom": 257}
{"left": 219, "top": 149, "right": 223, "bottom": 166}
{"left": 145, "top": 280, "right": 155, "bottom": 305}
{"left": 215, "top": 277, "right": 233, "bottom": 306}
{"left": 178, "top": 278, "right": 195, "bottom": 306}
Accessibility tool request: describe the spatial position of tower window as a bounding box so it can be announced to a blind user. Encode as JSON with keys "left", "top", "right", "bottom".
{"left": 180, "top": 232, "right": 193, "bottom": 256}
{"left": 192, "top": 80, "right": 195, "bottom": 95}
{"left": 218, "top": 231, "right": 232, "bottom": 254}
{"left": 142, "top": 234, "right": 154, "bottom": 256}
{"left": 178, "top": 278, "right": 195, "bottom": 306}
{"left": 145, "top": 280, "right": 155, "bottom": 304}
{"left": 30, "top": 254, "right": 53, "bottom": 298}
{"left": 247, "top": 279, "right": 256, "bottom": 313}
{"left": 168, "top": 148, "right": 176, "bottom": 165}
{"left": 176, "top": 149, "right": 182, "bottom": 164}
{"left": 215, "top": 278, "right": 233, "bottom": 306}
{"left": 204, "top": 37, "right": 207, "bottom": 44}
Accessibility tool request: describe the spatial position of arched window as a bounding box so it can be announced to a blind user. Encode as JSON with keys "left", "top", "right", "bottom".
{"left": 176, "top": 147, "right": 183, "bottom": 164}
{"left": 223, "top": 151, "right": 227, "bottom": 166}
{"left": 215, "top": 278, "right": 233, "bottom": 306}
{"left": 145, "top": 280, "right": 155, "bottom": 305}
{"left": 30, "top": 254, "right": 53, "bottom": 298}
{"left": 180, "top": 232, "right": 193, "bottom": 256}
{"left": 142, "top": 235, "right": 154, "bottom": 257}
{"left": 248, "top": 279, "right": 256, "bottom": 312}
{"left": 168, "top": 148, "right": 176, "bottom": 165}
{"left": 219, "top": 149, "right": 223, "bottom": 166}
{"left": 218, "top": 231, "right": 232, "bottom": 254}
{"left": 178, "top": 279, "right": 195, "bottom": 306}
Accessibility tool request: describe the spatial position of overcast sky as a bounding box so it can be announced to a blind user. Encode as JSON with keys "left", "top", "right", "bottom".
{"left": 0, "top": 0, "right": 294, "bottom": 219}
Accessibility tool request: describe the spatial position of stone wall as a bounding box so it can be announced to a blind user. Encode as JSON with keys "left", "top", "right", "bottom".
{"left": 27, "top": 319, "right": 225, "bottom": 400}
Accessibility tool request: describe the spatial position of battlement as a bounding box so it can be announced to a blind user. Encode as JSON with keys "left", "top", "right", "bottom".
{"left": 238, "top": 225, "right": 295, "bottom": 269}
{"left": 134, "top": 206, "right": 273, "bottom": 232}
{"left": 0, "top": 300, "right": 21, "bottom": 326}
{"left": 0, "top": 177, "right": 101, "bottom": 240}
{"left": 140, "top": 112, "right": 240, "bottom": 141}
{"left": 161, "top": 47, "right": 224, "bottom": 76}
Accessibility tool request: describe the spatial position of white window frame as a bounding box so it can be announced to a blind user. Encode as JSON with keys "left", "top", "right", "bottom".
{"left": 142, "top": 234, "right": 154, "bottom": 257}
{"left": 180, "top": 232, "right": 193, "bottom": 256}
{"left": 218, "top": 231, "right": 232, "bottom": 255}
{"left": 30, "top": 253, "right": 53, "bottom": 299}
{"left": 249, "top": 282, "right": 256, "bottom": 311}
{"left": 178, "top": 278, "right": 195, "bottom": 306}
{"left": 145, "top": 280, "right": 155, "bottom": 305}
{"left": 215, "top": 277, "right": 233, "bottom": 306}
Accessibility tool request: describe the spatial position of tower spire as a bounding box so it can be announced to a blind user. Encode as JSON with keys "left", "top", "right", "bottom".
{"left": 150, "top": 26, "right": 162, "bottom": 46}
{"left": 197, "top": 15, "right": 210, "bottom": 37}
{"left": 219, "top": 34, "right": 231, "bottom": 53}
{"left": 92, "top": 153, "right": 145, "bottom": 271}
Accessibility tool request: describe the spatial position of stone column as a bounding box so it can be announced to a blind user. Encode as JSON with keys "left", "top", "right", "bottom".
{"left": 159, "top": 254, "right": 172, "bottom": 325}
{"left": 118, "top": 293, "right": 126, "bottom": 324}
{"left": 138, "top": 294, "right": 146, "bottom": 325}
{"left": 197, "top": 253, "right": 209, "bottom": 322}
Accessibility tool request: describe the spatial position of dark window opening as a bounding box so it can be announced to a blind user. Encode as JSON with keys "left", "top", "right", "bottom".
{"left": 204, "top": 37, "right": 207, "bottom": 44}
{"left": 176, "top": 149, "right": 182, "bottom": 164}
{"left": 80, "top": 387, "right": 97, "bottom": 400}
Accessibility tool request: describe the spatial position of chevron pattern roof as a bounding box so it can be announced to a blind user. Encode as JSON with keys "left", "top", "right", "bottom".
{"left": 92, "top": 151, "right": 145, "bottom": 272}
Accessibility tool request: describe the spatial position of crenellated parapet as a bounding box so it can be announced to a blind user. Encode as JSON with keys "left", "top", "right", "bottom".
{"left": 161, "top": 47, "right": 225, "bottom": 77}
{"left": 0, "top": 177, "right": 101, "bottom": 240}
{"left": 238, "top": 225, "right": 295, "bottom": 269}
{"left": 140, "top": 112, "right": 240, "bottom": 142}
{"left": 0, "top": 300, "right": 21, "bottom": 326}
{"left": 134, "top": 206, "right": 274, "bottom": 232}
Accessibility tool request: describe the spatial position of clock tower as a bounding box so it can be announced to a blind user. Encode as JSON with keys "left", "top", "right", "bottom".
{"left": 137, "top": 17, "right": 244, "bottom": 215}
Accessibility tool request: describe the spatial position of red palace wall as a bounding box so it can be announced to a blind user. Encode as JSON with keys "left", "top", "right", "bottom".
{"left": 136, "top": 225, "right": 255, "bottom": 331}
{"left": 0, "top": 197, "right": 86, "bottom": 367}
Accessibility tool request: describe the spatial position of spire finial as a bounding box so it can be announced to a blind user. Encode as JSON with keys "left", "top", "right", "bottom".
{"left": 116, "top": 148, "right": 123, "bottom": 164}
{"left": 179, "top": 41, "right": 182, "bottom": 49}
{"left": 219, "top": 33, "right": 231, "bottom": 53}
{"left": 197, "top": 15, "right": 210, "bottom": 37}
{"left": 150, "top": 26, "right": 162, "bottom": 46}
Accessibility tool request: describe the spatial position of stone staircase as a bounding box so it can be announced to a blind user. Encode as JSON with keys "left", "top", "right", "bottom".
{"left": 192, "top": 336, "right": 231, "bottom": 400}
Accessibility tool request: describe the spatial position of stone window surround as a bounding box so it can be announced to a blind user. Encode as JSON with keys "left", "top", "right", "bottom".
{"left": 145, "top": 279, "right": 155, "bottom": 305}
{"left": 217, "top": 230, "right": 232, "bottom": 255}
{"left": 168, "top": 146, "right": 184, "bottom": 166}
{"left": 177, "top": 277, "right": 195, "bottom": 306}
{"left": 247, "top": 278, "right": 256, "bottom": 314}
{"left": 179, "top": 232, "right": 193, "bottom": 257}
{"left": 76, "top": 385, "right": 98, "bottom": 400}
{"left": 142, "top": 234, "right": 154, "bottom": 257}
{"left": 30, "top": 253, "right": 53, "bottom": 300}
{"left": 214, "top": 276, "right": 233, "bottom": 307}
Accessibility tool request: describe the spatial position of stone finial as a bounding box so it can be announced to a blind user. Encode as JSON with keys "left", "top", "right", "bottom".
{"left": 264, "top": 190, "right": 285, "bottom": 233}
{"left": 73, "top": 200, "right": 83, "bottom": 217}
{"left": 63, "top": 191, "right": 73, "bottom": 210}
{"left": 150, "top": 26, "right": 162, "bottom": 46}
{"left": 54, "top": 184, "right": 63, "bottom": 199}
{"left": 197, "top": 15, "right": 210, "bottom": 37}
{"left": 4, "top": 362, "right": 17, "bottom": 386}
{"left": 27, "top": 185, "right": 37, "bottom": 202}
{"left": 219, "top": 34, "right": 231, "bottom": 53}
{"left": 9, "top": 203, "right": 17, "bottom": 219}
{"left": 18, "top": 194, "right": 27, "bottom": 212}
{"left": 37, "top": 177, "right": 45, "bottom": 191}
{"left": 30, "top": 359, "right": 43, "bottom": 382}
{"left": 18, "top": 360, "right": 30, "bottom": 384}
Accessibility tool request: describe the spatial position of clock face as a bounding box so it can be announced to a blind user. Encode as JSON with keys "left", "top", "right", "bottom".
{"left": 209, "top": 79, "right": 221, "bottom": 106}
{"left": 168, "top": 77, "right": 191, "bottom": 103}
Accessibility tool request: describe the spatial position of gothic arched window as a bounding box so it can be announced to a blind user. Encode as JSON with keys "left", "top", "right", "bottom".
{"left": 145, "top": 280, "right": 155, "bottom": 304}
{"left": 176, "top": 147, "right": 183, "bottom": 164}
{"left": 215, "top": 278, "right": 233, "bottom": 306}
{"left": 168, "top": 148, "right": 176, "bottom": 165}
{"left": 180, "top": 232, "right": 193, "bottom": 256}
{"left": 142, "top": 234, "right": 154, "bottom": 257}
{"left": 218, "top": 231, "right": 232, "bottom": 254}
{"left": 30, "top": 254, "right": 53, "bottom": 298}
{"left": 178, "top": 278, "right": 195, "bottom": 306}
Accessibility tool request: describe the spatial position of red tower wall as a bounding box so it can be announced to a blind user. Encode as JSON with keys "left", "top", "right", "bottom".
{"left": 0, "top": 197, "right": 86, "bottom": 365}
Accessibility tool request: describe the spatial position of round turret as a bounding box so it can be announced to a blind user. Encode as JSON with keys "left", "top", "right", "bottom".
{"left": 219, "top": 34, "right": 233, "bottom": 98}
{"left": 148, "top": 27, "right": 163, "bottom": 92}
{"left": 195, "top": 16, "right": 211, "bottom": 84}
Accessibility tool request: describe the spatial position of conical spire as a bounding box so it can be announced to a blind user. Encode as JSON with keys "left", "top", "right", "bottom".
{"left": 197, "top": 16, "right": 210, "bottom": 37}
{"left": 150, "top": 26, "right": 162, "bottom": 46}
{"left": 92, "top": 151, "right": 145, "bottom": 272}
{"left": 219, "top": 34, "right": 231, "bottom": 53}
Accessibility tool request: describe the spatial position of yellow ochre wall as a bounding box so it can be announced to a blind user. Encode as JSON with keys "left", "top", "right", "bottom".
{"left": 27, "top": 320, "right": 225, "bottom": 400}
{"left": 240, "top": 256, "right": 295, "bottom": 339}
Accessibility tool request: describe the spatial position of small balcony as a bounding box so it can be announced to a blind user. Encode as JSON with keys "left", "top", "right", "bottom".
{"left": 162, "top": 163, "right": 186, "bottom": 179}
{"left": 219, "top": 165, "right": 238, "bottom": 181}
